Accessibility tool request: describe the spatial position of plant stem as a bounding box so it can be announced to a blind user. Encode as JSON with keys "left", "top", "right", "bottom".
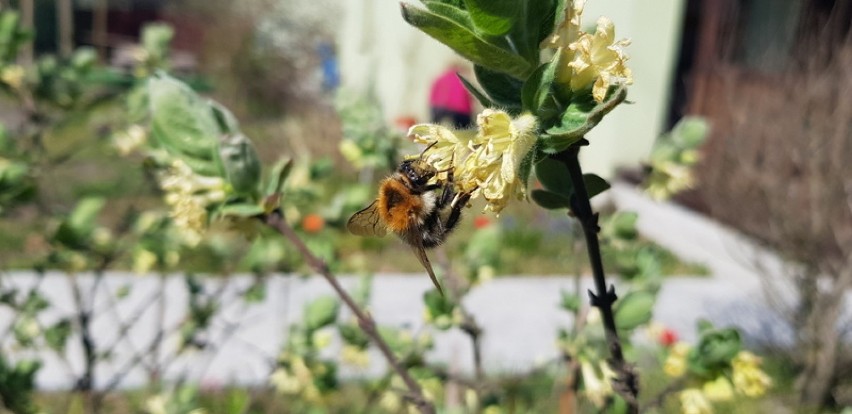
{"left": 557, "top": 143, "right": 639, "bottom": 412}
{"left": 265, "top": 211, "right": 435, "bottom": 414}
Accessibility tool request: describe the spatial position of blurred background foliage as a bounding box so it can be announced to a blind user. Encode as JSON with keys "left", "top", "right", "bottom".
{"left": 0, "top": 0, "right": 847, "bottom": 413}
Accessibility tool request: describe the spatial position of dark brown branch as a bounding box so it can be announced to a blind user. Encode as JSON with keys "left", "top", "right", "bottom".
{"left": 557, "top": 143, "right": 639, "bottom": 412}
{"left": 265, "top": 211, "right": 435, "bottom": 414}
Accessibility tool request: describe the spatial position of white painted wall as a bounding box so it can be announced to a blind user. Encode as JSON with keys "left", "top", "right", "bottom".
{"left": 337, "top": 0, "right": 686, "bottom": 178}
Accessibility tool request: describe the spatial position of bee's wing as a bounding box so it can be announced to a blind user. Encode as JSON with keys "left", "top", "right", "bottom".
{"left": 347, "top": 201, "right": 388, "bottom": 237}
{"left": 409, "top": 234, "right": 444, "bottom": 296}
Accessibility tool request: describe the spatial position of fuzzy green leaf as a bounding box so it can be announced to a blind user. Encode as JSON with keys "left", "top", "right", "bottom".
{"left": 531, "top": 189, "right": 571, "bottom": 210}
{"left": 535, "top": 156, "right": 572, "bottom": 196}
{"left": 147, "top": 73, "right": 222, "bottom": 176}
{"left": 583, "top": 173, "right": 610, "bottom": 199}
{"left": 614, "top": 290, "right": 655, "bottom": 330}
{"left": 219, "top": 133, "right": 261, "bottom": 196}
{"left": 401, "top": 3, "right": 532, "bottom": 79}
{"left": 474, "top": 65, "right": 523, "bottom": 112}
{"left": 560, "top": 290, "right": 582, "bottom": 313}
{"left": 511, "top": 0, "right": 559, "bottom": 62}
{"left": 463, "top": 0, "right": 519, "bottom": 36}
{"left": 457, "top": 74, "right": 493, "bottom": 108}
{"left": 304, "top": 296, "right": 340, "bottom": 332}
{"left": 541, "top": 86, "right": 628, "bottom": 153}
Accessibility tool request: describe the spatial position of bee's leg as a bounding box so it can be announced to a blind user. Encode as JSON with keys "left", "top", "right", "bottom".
{"left": 436, "top": 162, "right": 457, "bottom": 209}
{"left": 441, "top": 192, "right": 471, "bottom": 233}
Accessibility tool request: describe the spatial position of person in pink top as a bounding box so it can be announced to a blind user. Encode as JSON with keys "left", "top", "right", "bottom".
{"left": 429, "top": 64, "right": 473, "bottom": 127}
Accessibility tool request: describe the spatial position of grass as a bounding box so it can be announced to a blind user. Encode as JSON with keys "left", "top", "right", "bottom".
{"left": 28, "top": 351, "right": 810, "bottom": 413}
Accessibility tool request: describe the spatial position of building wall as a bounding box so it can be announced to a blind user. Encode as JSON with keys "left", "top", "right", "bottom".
{"left": 338, "top": 0, "right": 686, "bottom": 178}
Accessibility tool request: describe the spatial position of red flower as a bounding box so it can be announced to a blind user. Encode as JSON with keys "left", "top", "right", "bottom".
{"left": 659, "top": 328, "right": 678, "bottom": 347}
{"left": 474, "top": 216, "right": 491, "bottom": 229}
{"left": 302, "top": 214, "right": 325, "bottom": 233}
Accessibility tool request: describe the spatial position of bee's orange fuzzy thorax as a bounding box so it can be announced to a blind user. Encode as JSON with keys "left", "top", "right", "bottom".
{"left": 378, "top": 177, "right": 421, "bottom": 233}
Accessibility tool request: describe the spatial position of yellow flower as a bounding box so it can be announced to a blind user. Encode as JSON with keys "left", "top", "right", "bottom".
{"left": 341, "top": 344, "right": 370, "bottom": 368}
{"left": 664, "top": 342, "right": 690, "bottom": 377}
{"left": 568, "top": 17, "right": 633, "bottom": 102}
{"left": 541, "top": 0, "right": 586, "bottom": 50}
{"left": 409, "top": 110, "right": 537, "bottom": 214}
{"left": 133, "top": 248, "right": 158, "bottom": 275}
{"left": 0, "top": 65, "right": 26, "bottom": 90}
{"left": 703, "top": 376, "right": 734, "bottom": 402}
{"left": 646, "top": 161, "right": 695, "bottom": 200}
{"left": 461, "top": 110, "right": 537, "bottom": 214}
{"left": 540, "top": 0, "right": 586, "bottom": 85}
{"left": 409, "top": 123, "right": 475, "bottom": 172}
{"left": 679, "top": 388, "right": 714, "bottom": 414}
{"left": 732, "top": 351, "right": 772, "bottom": 397}
{"left": 156, "top": 159, "right": 227, "bottom": 246}
{"left": 113, "top": 125, "right": 148, "bottom": 156}
{"left": 580, "top": 359, "right": 615, "bottom": 408}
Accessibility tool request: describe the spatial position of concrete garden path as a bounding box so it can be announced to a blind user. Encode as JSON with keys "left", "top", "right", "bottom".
{"left": 1, "top": 182, "right": 830, "bottom": 390}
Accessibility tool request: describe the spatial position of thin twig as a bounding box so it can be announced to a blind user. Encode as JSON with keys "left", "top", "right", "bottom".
{"left": 265, "top": 211, "right": 435, "bottom": 414}
{"left": 557, "top": 143, "right": 639, "bottom": 412}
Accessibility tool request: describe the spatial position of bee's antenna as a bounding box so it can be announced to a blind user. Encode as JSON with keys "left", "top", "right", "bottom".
{"left": 419, "top": 141, "right": 438, "bottom": 159}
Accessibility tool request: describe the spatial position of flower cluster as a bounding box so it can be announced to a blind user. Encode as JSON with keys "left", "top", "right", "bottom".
{"left": 409, "top": 109, "right": 537, "bottom": 214}
{"left": 155, "top": 159, "right": 227, "bottom": 246}
{"left": 664, "top": 342, "right": 772, "bottom": 413}
{"left": 541, "top": 0, "right": 633, "bottom": 102}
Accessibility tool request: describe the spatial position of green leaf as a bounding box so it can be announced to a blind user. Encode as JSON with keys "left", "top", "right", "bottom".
{"left": 243, "top": 281, "right": 266, "bottom": 303}
{"left": 423, "top": 1, "right": 474, "bottom": 29}
{"left": 671, "top": 116, "right": 709, "bottom": 149}
{"left": 54, "top": 197, "right": 106, "bottom": 250}
{"left": 219, "top": 203, "right": 264, "bottom": 218}
{"left": 352, "top": 274, "right": 373, "bottom": 308}
{"left": 583, "top": 173, "right": 610, "bottom": 199}
{"left": 611, "top": 212, "right": 639, "bottom": 240}
{"left": 542, "top": 86, "right": 628, "bottom": 153}
{"left": 211, "top": 101, "right": 241, "bottom": 135}
{"left": 511, "top": 0, "right": 559, "bottom": 62}
{"left": 264, "top": 158, "right": 293, "bottom": 199}
{"left": 521, "top": 52, "right": 562, "bottom": 121}
{"left": 614, "top": 290, "right": 655, "bottom": 330}
{"left": 141, "top": 23, "right": 174, "bottom": 62}
{"left": 474, "top": 65, "right": 523, "bottom": 112}
{"left": 147, "top": 73, "right": 222, "bottom": 176}
{"left": 339, "top": 323, "right": 370, "bottom": 349}
{"left": 304, "top": 296, "right": 340, "bottom": 331}
{"left": 535, "top": 156, "right": 572, "bottom": 196}
{"left": 44, "top": 319, "right": 72, "bottom": 353}
{"left": 688, "top": 327, "right": 742, "bottom": 378}
{"left": 401, "top": 3, "right": 532, "bottom": 79}
{"left": 530, "top": 189, "right": 571, "bottom": 210}
{"left": 219, "top": 133, "right": 261, "bottom": 196}
{"left": 457, "top": 74, "right": 493, "bottom": 107}
{"left": 463, "top": 0, "right": 519, "bottom": 36}
{"left": 560, "top": 290, "right": 581, "bottom": 313}
{"left": 517, "top": 140, "right": 542, "bottom": 190}
{"left": 423, "top": 289, "right": 456, "bottom": 330}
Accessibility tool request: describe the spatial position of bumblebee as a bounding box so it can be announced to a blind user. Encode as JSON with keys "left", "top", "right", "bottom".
{"left": 347, "top": 154, "right": 470, "bottom": 295}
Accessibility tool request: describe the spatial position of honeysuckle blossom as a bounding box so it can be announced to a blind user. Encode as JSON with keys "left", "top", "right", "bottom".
{"left": 703, "top": 376, "right": 735, "bottom": 402}
{"left": 678, "top": 388, "right": 714, "bottom": 414}
{"left": 113, "top": 125, "right": 148, "bottom": 156}
{"left": 156, "top": 159, "right": 227, "bottom": 246}
{"left": 0, "top": 65, "right": 25, "bottom": 90}
{"left": 568, "top": 16, "right": 633, "bottom": 102}
{"left": 732, "top": 351, "right": 772, "bottom": 397}
{"left": 580, "top": 359, "right": 615, "bottom": 408}
{"left": 663, "top": 341, "right": 690, "bottom": 377}
{"left": 541, "top": 1, "right": 633, "bottom": 102}
{"left": 408, "top": 110, "right": 537, "bottom": 215}
{"left": 540, "top": 0, "right": 586, "bottom": 86}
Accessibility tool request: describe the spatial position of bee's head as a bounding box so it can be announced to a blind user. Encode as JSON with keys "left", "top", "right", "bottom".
{"left": 399, "top": 159, "right": 437, "bottom": 188}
